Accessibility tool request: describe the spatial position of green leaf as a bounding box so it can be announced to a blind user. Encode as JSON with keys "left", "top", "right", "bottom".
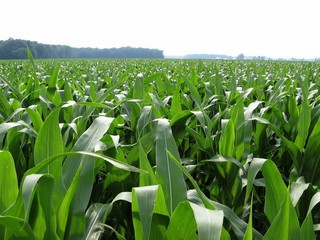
{"left": 243, "top": 195, "right": 253, "bottom": 240}
{"left": 263, "top": 191, "right": 300, "bottom": 240}
{"left": 84, "top": 203, "right": 110, "bottom": 240}
{"left": 289, "top": 177, "right": 309, "bottom": 207}
{"left": 0, "top": 91, "right": 12, "bottom": 118}
{"left": 185, "top": 77, "right": 202, "bottom": 110}
{"left": 230, "top": 98, "right": 245, "bottom": 160}
{"left": 133, "top": 74, "right": 144, "bottom": 99}
{"left": 155, "top": 118, "right": 187, "bottom": 214}
{"left": 0, "top": 216, "right": 35, "bottom": 240}
{"left": 245, "top": 158, "right": 267, "bottom": 204}
{"left": 139, "top": 142, "right": 157, "bottom": 187}
{"left": 0, "top": 151, "right": 19, "bottom": 214}
{"left": 57, "top": 159, "right": 83, "bottom": 239}
{"left": 164, "top": 201, "right": 198, "bottom": 240}
{"left": 300, "top": 213, "right": 316, "bottom": 240}
{"left": 219, "top": 119, "right": 235, "bottom": 158}
{"left": 62, "top": 116, "right": 114, "bottom": 238}
{"left": 262, "top": 160, "right": 288, "bottom": 223}
{"left": 0, "top": 75, "right": 23, "bottom": 100}
{"left": 189, "top": 202, "right": 224, "bottom": 240}
{"left": 301, "top": 117, "right": 320, "bottom": 185}
{"left": 132, "top": 185, "right": 158, "bottom": 240}
{"left": 21, "top": 174, "right": 58, "bottom": 240}
{"left": 295, "top": 98, "right": 311, "bottom": 150}
{"left": 25, "top": 107, "right": 43, "bottom": 133}
{"left": 26, "top": 151, "right": 144, "bottom": 177}
{"left": 81, "top": 76, "right": 128, "bottom": 120}
{"left": 170, "top": 86, "right": 182, "bottom": 116}
{"left": 48, "top": 67, "right": 59, "bottom": 88}
{"left": 33, "top": 108, "right": 65, "bottom": 210}
{"left": 167, "top": 152, "right": 262, "bottom": 239}
{"left": 63, "top": 116, "right": 113, "bottom": 192}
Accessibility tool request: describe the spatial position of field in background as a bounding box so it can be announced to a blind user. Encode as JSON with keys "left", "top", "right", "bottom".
{"left": 1, "top": 55, "right": 320, "bottom": 239}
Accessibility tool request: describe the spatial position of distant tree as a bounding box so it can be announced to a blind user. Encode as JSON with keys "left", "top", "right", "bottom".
{"left": 236, "top": 53, "right": 245, "bottom": 60}
{"left": 0, "top": 38, "right": 164, "bottom": 59}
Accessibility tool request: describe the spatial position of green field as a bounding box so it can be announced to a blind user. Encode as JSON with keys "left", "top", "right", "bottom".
{"left": 1, "top": 53, "right": 320, "bottom": 239}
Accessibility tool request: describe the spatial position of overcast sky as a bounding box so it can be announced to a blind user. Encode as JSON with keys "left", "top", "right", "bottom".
{"left": 1, "top": 0, "right": 319, "bottom": 58}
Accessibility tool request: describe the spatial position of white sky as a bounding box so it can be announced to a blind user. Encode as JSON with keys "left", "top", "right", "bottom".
{"left": 1, "top": 0, "right": 319, "bottom": 58}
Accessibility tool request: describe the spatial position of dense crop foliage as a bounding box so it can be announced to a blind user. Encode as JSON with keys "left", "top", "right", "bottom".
{"left": 1, "top": 52, "right": 320, "bottom": 239}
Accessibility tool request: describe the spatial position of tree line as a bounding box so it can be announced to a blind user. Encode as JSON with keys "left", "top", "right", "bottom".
{"left": 0, "top": 38, "right": 164, "bottom": 59}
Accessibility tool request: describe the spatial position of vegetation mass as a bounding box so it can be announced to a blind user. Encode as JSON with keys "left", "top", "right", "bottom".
{"left": 0, "top": 39, "right": 164, "bottom": 59}
{"left": 0, "top": 53, "right": 320, "bottom": 239}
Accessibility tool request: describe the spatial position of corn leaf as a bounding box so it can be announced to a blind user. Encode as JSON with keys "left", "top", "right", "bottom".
{"left": 155, "top": 118, "right": 187, "bottom": 214}
{"left": 83, "top": 203, "right": 110, "bottom": 240}
{"left": 21, "top": 173, "right": 58, "bottom": 240}
{"left": 263, "top": 191, "right": 300, "bottom": 240}
{"left": 164, "top": 201, "right": 198, "bottom": 240}
{"left": 190, "top": 202, "right": 224, "bottom": 240}
{"left": 33, "top": 108, "right": 65, "bottom": 209}
{"left": 0, "top": 216, "right": 35, "bottom": 240}
{"left": 132, "top": 185, "right": 158, "bottom": 240}
{"left": 0, "top": 151, "right": 19, "bottom": 214}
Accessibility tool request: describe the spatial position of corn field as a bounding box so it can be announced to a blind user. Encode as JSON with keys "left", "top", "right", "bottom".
{"left": 1, "top": 51, "right": 320, "bottom": 239}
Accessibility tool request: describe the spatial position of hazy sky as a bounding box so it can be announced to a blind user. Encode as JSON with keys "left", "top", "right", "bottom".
{"left": 1, "top": 0, "right": 319, "bottom": 58}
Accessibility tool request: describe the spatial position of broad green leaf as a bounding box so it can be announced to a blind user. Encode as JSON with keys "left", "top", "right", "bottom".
{"left": 0, "top": 216, "right": 35, "bottom": 240}
{"left": 26, "top": 151, "right": 143, "bottom": 177}
{"left": 132, "top": 185, "right": 158, "bottom": 240}
{"left": 25, "top": 107, "right": 43, "bottom": 133}
{"left": 170, "top": 110, "right": 193, "bottom": 145}
{"left": 167, "top": 151, "right": 262, "bottom": 239}
{"left": 33, "top": 108, "right": 65, "bottom": 210}
{"left": 294, "top": 74, "right": 310, "bottom": 150}
{"left": 0, "top": 91, "right": 12, "bottom": 118}
{"left": 164, "top": 201, "right": 198, "bottom": 240}
{"left": 0, "top": 151, "right": 18, "bottom": 214}
{"left": 301, "top": 117, "right": 320, "bottom": 185}
{"left": 190, "top": 202, "right": 224, "bottom": 240}
{"left": 155, "top": 118, "right": 187, "bottom": 214}
{"left": 263, "top": 191, "right": 300, "bottom": 240}
{"left": 307, "top": 192, "right": 320, "bottom": 214}
{"left": 300, "top": 213, "right": 316, "bottom": 240}
{"left": 21, "top": 174, "right": 58, "bottom": 240}
{"left": 262, "top": 160, "right": 288, "bottom": 223}
{"left": 57, "top": 160, "right": 83, "bottom": 239}
{"left": 139, "top": 142, "right": 157, "bottom": 186}
{"left": 0, "top": 122, "right": 23, "bottom": 137}
{"left": 289, "top": 177, "right": 309, "bottom": 207}
{"left": 269, "top": 123, "right": 301, "bottom": 170}
{"left": 48, "top": 67, "right": 59, "bottom": 88}
{"left": 230, "top": 98, "right": 245, "bottom": 160}
{"left": 245, "top": 158, "right": 267, "bottom": 204}
{"left": 185, "top": 77, "right": 202, "bottom": 110}
{"left": 133, "top": 74, "right": 144, "bottom": 99}
{"left": 83, "top": 203, "right": 110, "bottom": 240}
{"left": 84, "top": 192, "right": 132, "bottom": 239}
{"left": 187, "top": 190, "right": 262, "bottom": 240}
{"left": 219, "top": 119, "right": 235, "bottom": 158}
{"left": 63, "top": 116, "right": 113, "bottom": 188}
{"left": 62, "top": 116, "right": 114, "bottom": 238}
{"left": 295, "top": 99, "right": 311, "bottom": 150}
{"left": 170, "top": 86, "right": 182, "bottom": 116}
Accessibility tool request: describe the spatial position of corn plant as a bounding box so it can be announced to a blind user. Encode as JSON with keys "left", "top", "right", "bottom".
{"left": 1, "top": 50, "right": 320, "bottom": 239}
